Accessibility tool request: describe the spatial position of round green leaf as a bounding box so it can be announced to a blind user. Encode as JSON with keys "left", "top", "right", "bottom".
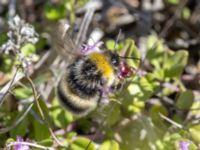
{"left": 117, "top": 116, "right": 162, "bottom": 150}
{"left": 164, "top": 50, "right": 188, "bottom": 78}
{"left": 146, "top": 35, "right": 165, "bottom": 69}
{"left": 21, "top": 43, "right": 36, "bottom": 56}
{"left": 189, "top": 125, "right": 200, "bottom": 144}
{"left": 182, "top": 7, "right": 191, "bottom": 19}
{"left": 150, "top": 104, "right": 168, "bottom": 127}
{"left": 50, "top": 98, "right": 74, "bottom": 128}
{"left": 176, "top": 90, "right": 194, "bottom": 109}
{"left": 70, "top": 137, "right": 95, "bottom": 150}
{"left": 0, "top": 54, "right": 13, "bottom": 72}
{"left": 102, "top": 102, "right": 121, "bottom": 126}
{"left": 98, "top": 140, "right": 119, "bottom": 150}
{"left": 44, "top": 4, "right": 66, "bottom": 20}
{"left": 106, "top": 40, "right": 117, "bottom": 50}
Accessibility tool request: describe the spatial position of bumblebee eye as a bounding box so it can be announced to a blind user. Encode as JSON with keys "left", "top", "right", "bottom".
{"left": 110, "top": 53, "right": 120, "bottom": 66}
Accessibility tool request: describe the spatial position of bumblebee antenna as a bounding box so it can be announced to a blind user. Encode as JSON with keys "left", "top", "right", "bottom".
{"left": 118, "top": 55, "right": 141, "bottom": 61}
{"left": 113, "top": 29, "right": 122, "bottom": 50}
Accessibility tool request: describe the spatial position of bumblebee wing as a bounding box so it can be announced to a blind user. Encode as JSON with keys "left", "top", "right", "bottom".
{"left": 53, "top": 21, "right": 82, "bottom": 60}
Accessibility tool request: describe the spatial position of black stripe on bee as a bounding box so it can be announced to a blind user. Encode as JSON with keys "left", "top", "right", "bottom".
{"left": 67, "top": 59, "right": 102, "bottom": 98}
{"left": 57, "top": 84, "right": 88, "bottom": 113}
{"left": 57, "top": 58, "right": 103, "bottom": 115}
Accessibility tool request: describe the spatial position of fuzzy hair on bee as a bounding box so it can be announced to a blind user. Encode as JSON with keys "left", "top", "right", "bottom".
{"left": 53, "top": 21, "right": 136, "bottom": 116}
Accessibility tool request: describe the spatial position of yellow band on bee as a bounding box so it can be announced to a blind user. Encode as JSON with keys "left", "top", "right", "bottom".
{"left": 89, "top": 52, "right": 114, "bottom": 81}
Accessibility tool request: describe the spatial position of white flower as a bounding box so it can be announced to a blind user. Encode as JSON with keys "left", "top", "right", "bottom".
{"left": 0, "top": 15, "right": 39, "bottom": 71}
{"left": 1, "top": 15, "right": 38, "bottom": 54}
{"left": 8, "top": 15, "right": 21, "bottom": 29}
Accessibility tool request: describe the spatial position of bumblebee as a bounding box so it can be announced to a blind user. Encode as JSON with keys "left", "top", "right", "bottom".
{"left": 54, "top": 22, "right": 134, "bottom": 116}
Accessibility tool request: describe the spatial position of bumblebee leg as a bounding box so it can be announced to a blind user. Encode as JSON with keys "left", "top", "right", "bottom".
{"left": 110, "top": 78, "right": 125, "bottom": 92}
{"left": 97, "top": 85, "right": 110, "bottom": 105}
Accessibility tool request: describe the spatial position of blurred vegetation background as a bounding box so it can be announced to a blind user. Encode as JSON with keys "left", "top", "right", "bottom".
{"left": 0, "top": 0, "right": 200, "bottom": 150}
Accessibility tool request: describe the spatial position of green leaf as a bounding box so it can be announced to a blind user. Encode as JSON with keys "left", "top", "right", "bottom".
{"left": 0, "top": 55, "right": 13, "bottom": 72}
{"left": 51, "top": 107, "right": 70, "bottom": 128}
{"left": 35, "top": 37, "right": 48, "bottom": 50}
{"left": 137, "top": 75, "right": 160, "bottom": 101}
{"left": 146, "top": 35, "right": 165, "bottom": 69}
{"left": 167, "top": 0, "right": 180, "bottom": 5}
{"left": 44, "top": 3, "right": 66, "bottom": 20}
{"left": 128, "top": 84, "right": 141, "bottom": 95}
{"left": 189, "top": 128, "right": 200, "bottom": 143}
{"left": 146, "top": 35, "right": 164, "bottom": 52}
{"left": 106, "top": 39, "right": 140, "bottom": 68}
{"left": 13, "top": 87, "right": 33, "bottom": 99}
{"left": 124, "top": 39, "right": 140, "bottom": 68}
{"left": 5, "top": 138, "right": 15, "bottom": 145}
{"left": 70, "top": 137, "right": 95, "bottom": 150}
{"left": 33, "top": 72, "right": 52, "bottom": 86}
{"left": 21, "top": 43, "right": 36, "bottom": 56}
{"left": 38, "top": 138, "right": 53, "bottom": 147}
{"left": 0, "top": 32, "right": 8, "bottom": 46}
{"left": 182, "top": 7, "right": 191, "bottom": 19}
{"left": 160, "top": 133, "right": 182, "bottom": 150}
{"left": 67, "top": 131, "right": 77, "bottom": 139}
{"left": 37, "top": 98, "right": 52, "bottom": 124}
{"left": 190, "top": 101, "right": 200, "bottom": 115}
{"left": 128, "top": 100, "right": 145, "bottom": 113}
{"left": 117, "top": 116, "right": 161, "bottom": 150}
{"left": 103, "top": 102, "right": 121, "bottom": 126}
{"left": 106, "top": 40, "right": 117, "bottom": 50}
{"left": 164, "top": 50, "right": 188, "bottom": 78}
{"left": 33, "top": 119, "right": 50, "bottom": 141}
{"left": 50, "top": 98, "right": 74, "bottom": 128}
{"left": 31, "top": 99, "right": 51, "bottom": 140}
{"left": 188, "top": 143, "right": 198, "bottom": 150}
{"left": 168, "top": 133, "right": 182, "bottom": 141}
{"left": 10, "top": 117, "right": 28, "bottom": 138}
{"left": 152, "top": 69, "right": 165, "bottom": 81}
{"left": 140, "top": 77, "right": 154, "bottom": 93}
{"left": 172, "top": 114, "right": 183, "bottom": 124}
{"left": 98, "top": 140, "right": 119, "bottom": 150}
{"left": 150, "top": 104, "right": 168, "bottom": 127}
{"left": 176, "top": 90, "right": 194, "bottom": 109}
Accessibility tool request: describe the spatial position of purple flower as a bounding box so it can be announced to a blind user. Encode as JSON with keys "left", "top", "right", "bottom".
{"left": 179, "top": 141, "right": 190, "bottom": 150}
{"left": 14, "top": 136, "right": 29, "bottom": 150}
{"left": 80, "top": 41, "right": 103, "bottom": 55}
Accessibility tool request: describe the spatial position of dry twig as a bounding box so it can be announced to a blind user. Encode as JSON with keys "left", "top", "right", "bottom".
{"left": 26, "top": 76, "right": 65, "bottom": 147}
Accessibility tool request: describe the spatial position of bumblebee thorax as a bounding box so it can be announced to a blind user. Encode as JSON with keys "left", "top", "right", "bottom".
{"left": 88, "top": 52, "right": 115, "bottom": 86}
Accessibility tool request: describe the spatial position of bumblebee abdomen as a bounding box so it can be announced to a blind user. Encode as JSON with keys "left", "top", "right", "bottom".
{"left": 68, "top": 58, "right": 102, "bottom": 97}
{"left": 57, "top": 58, "right": 102, "bottom": 115}
{"left": 57, "top": 78, "right": 100, "bottom": 115}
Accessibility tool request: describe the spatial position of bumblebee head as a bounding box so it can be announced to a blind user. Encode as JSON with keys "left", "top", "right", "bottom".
{"left": 106, "top": 51, "right": 120, "bottom": 68}
{"left": 106, "top": 50, "right": 141, "bottom": 79}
